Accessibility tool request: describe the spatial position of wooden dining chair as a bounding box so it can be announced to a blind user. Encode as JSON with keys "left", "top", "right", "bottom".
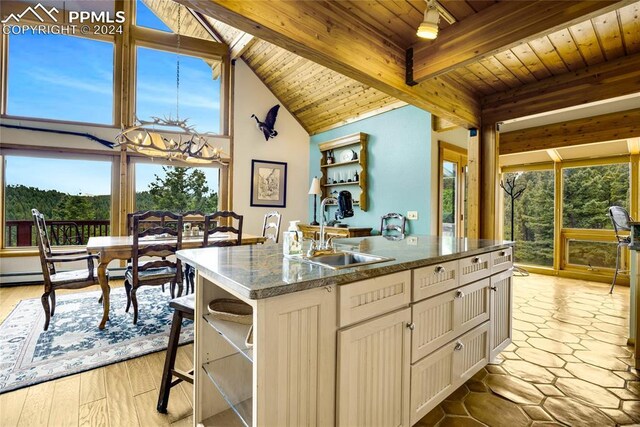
{"left": 182, "top": 210, "right": 206, "bottom": 294}
{"left": 125, "top": 211, "right": 183, "bottom": 324}
{"left": 32, "top": 209, "right": 107, "bottom": 331}
{"left": 204, "top": 211, "right": 244, "bottom": 247}
{"left": 261, "top": 211, "right": 282, "bottom": 243}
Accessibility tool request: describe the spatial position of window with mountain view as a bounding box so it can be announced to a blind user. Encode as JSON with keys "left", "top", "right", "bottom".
{"left": 135, "top": 163, "right": 219, "bottom": 213}
{"left": 4, "top": 155, "right": 112, "bottom": 247}
{"left": 502, "top": 170, "right": 555, "bottom": 267}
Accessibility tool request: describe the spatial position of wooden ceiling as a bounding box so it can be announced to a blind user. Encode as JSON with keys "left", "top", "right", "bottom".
{"left": 165, "top": 0, "right": 639, "bottom": 133}
{"left": 447, "top": 2, "right": 640, "bottom": 97}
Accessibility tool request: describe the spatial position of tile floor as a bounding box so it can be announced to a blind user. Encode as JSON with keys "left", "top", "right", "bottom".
{"left": 418, "top": 274, "right": 639, "bottom": 427}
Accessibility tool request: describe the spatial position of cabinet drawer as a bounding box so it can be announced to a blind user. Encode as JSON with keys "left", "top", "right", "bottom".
{"left": 459, "top": 253, "right": 491, "bottom": 285}
{"left": 410, "top": 322, "right": 489, "bottom": 425}
{"left": 412, "top": 260, "right": 459, "bottom": 301}
{"left": 491, "top": 247, "right": 513, "bottom": 274}
{"left": 412, "top": 279, "right": 490, "bottom": 362}
{"left": 339, "top": 271, "right": 411, "bottom": 328}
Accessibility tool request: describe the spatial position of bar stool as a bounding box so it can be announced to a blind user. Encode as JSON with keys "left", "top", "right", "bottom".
{"left": 157, "top": 294, "right": 194, "bottom": 413}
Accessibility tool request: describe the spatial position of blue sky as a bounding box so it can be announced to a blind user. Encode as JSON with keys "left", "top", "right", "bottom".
{"left": 4, "top": 1, "right": 220, "bottom": 201}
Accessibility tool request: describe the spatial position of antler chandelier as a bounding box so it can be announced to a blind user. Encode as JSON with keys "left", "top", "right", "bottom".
{"left": 116, "top": 116, "right": 226, "bottom": 165}
{"left": 115, "top": 5, "right": 226, "bottom": 165}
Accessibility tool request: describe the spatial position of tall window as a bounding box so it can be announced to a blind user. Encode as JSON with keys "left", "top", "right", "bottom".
{"left": 562, "top": 163, "right": 630, "bottom": 269}
{"left": 7, "top": 31, "right": 114, "bottom": 124}
{"left": 136, "top": 47, "right": 221, "bottom": 134}
{"left": 563, "top": 163, "right": 630, "bottom": 229}
{"left": 4, "top": 155, "right": 112, "bottom": 247}
{"left": 135, "top": 162, "right": 219, "bottom": 212}
{"left": 503, "top": 170, "right": 554, "bottom": 267}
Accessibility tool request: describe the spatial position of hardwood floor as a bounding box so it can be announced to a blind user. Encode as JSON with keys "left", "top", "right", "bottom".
{"left": 0, "top": 281, "right": 194, "bottom": 427}
{"left": 0, "top": 274, "right": 637, "bottom": 426}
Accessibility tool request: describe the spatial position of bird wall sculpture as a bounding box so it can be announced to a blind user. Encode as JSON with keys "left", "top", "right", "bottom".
{"left": 251, "top": 104, "right": 280, "bottom": 141}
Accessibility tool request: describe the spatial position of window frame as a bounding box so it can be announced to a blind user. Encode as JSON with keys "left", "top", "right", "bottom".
{"left": 0, "top": 146, "right": 119, "bottom": 253}
{"left": 130, "top": 155, "right": 225, "bottom": 213}
{"left": 500, "top": 153, "right": 637, "bottom": 283}
{"left": 1, "top": 17, "right": 119, "bottom": 127}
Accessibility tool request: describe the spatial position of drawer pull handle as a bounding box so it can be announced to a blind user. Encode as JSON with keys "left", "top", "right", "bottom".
{"left": 435, "top": 265, "right": 445, "bottom": 273}
{"left": 499, "top": 251, "right": 506, "bottom": 256}
{"left": 490, "top": 286, "right": 497, "bottom": 292}
{"left": 407, "top": 322, "right": 415, "bottom": 330}
{"left": 454, "top": 341, "right": 464, "bottom": 351}
{"left": 472, "top": 256, "right": 481, "bottom": 264}
{"left": 455, "top": 290, "right": 465, "bottom": 299}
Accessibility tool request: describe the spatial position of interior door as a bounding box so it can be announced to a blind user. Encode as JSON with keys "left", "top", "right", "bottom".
{"left": 439, "top": 142, "right": 468, "bottom": 238}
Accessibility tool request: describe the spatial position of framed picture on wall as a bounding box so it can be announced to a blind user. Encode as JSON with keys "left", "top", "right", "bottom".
{"left": 250, "top": 159, "right": 287, "bottom": 207}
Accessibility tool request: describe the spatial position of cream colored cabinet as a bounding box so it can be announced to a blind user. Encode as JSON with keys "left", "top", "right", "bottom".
{"left": 411, "top": 279, "right": 490, "bottom": 362}
{"left": 410, "top": 323, "right": 490, "bottom": 425}
{"left": 490, "top": 269, "right": 513, "bottom": 361}
{"left": 412, "top": 260, "right": 459, "bottom": 302}
{"left": 337, "top": 307, "right": 411, "bottom": 427}
{"left": 491, "top": 247, "right": 513, "bottom": 274}
{"left": 459, "top": 253, "right": 491, "bottom": 285}
{"left": 338, "top": 271, "right": 411, "bottom": 328}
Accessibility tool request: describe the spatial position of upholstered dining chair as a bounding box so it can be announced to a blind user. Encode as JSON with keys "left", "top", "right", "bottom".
{"left": 261, "top": 211, "right": 282, "bottom": 243}
{"left": 204, "top": 211, "right": 244, "bottom": 247}
{"left": 32, "top": 209, "right": 107, "bottom": 331}
{"left": 608, "top": 206, "right": 633, "bottom": 294}
{"left": 125, "top": 211, "right": 183, "bottom": 324}
{"left": 380, "top": 212, "right": 407, "bottom": 236}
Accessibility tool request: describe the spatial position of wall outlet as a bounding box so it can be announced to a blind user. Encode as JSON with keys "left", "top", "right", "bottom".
{"left": 407, "top": 236, "right": 418, "bottom": 245}
{"left": 407, "top": 211, "right": 418, "bottom": 220}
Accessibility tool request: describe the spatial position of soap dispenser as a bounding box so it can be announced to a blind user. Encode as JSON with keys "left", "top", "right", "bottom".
{"left": 283, "top": 220, "right": 303, "bottom": 257}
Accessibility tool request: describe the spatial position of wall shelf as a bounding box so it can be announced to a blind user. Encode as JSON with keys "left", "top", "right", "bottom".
{"left": 323, "top": 181, "right": 360, "bottom": 187}
{"left": 318, "top": 132, "right": 368, "bottom": 211}
{"left": 320, "top": 159, "right": 359, "bottom": 168}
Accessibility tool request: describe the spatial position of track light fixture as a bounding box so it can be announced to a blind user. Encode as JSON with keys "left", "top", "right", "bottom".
{"left": 417, "top": 0, "right": 440, "bottom": 40}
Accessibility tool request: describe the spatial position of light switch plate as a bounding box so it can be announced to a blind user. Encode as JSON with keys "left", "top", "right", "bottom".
{"left": 407, "top": 211, "right": 418, "bottom": 220}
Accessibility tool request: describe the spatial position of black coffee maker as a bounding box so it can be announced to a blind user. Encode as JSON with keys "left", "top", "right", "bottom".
{"left": 335, "top": 190, "right": 354, "bottom": 220}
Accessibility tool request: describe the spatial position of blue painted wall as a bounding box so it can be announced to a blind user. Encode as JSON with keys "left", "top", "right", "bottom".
{"left": 309, "top": 106, "right": 432, "bottom": 234}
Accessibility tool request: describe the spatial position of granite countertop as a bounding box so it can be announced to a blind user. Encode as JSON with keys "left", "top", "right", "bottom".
{"left": 176, "top": 235, "right": 513, "bottom": 300}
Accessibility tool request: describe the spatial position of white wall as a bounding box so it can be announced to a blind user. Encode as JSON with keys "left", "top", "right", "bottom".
{"left": 232, "top": 60, "right": 310, "bottom": 236}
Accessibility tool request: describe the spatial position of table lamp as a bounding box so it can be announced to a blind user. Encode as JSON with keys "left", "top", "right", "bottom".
{"left": 308, "top": 177, "right": 322, "bottom": 225}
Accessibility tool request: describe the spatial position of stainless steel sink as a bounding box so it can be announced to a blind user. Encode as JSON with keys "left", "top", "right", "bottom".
{"left": 301, "top": 251, "right": 394, "bottom": 270}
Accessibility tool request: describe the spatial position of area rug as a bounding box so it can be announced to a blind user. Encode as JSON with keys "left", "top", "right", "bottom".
{"left": 0, "top": 286, "right": 193, "bottom": 394}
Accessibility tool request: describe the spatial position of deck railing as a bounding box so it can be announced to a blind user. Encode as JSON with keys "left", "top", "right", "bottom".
{"left": 5, "top": 220, "right": 110, "bottom": 247}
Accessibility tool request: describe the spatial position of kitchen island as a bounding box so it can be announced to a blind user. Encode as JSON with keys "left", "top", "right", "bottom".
{"left": 177, "top": 236, "right": 514, "bottom": 427}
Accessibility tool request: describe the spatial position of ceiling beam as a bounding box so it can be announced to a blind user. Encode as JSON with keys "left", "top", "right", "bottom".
{"left": 500, "top": 108, "right": 640, "bottom": 155}
{"left": 176, "top": 0, "right": 481, "bottom": 128}
{"left": 482, "top": 52, "right": 640, "bottom": 124}
{"left": 230, "top": 32, "right": 256, "bottom": 60}
{"left": 410, "top": 1, "right": 632, "bottom": 83}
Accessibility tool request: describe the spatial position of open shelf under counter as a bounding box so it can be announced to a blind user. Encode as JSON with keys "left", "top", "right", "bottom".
{"left": 203, "top": 313, "right": 253, "bottom": 363}
{"left": 202, "top": 355, "right": 253, "bottom": 427}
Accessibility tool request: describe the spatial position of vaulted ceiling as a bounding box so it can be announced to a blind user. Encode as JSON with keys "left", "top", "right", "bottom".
{"left": 155, "top": 0, "right": 640, "bottom": 134}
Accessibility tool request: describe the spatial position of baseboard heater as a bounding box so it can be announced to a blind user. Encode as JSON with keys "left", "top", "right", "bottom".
{"left": 0, "top": 268, "right": 126, "bottom": 286}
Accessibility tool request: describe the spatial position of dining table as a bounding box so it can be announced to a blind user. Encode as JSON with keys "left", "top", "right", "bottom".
{"left": 86, "top": 233, "right": 267, "bottom": 329}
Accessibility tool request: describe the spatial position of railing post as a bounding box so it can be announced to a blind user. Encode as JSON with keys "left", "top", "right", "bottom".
{"left": 17, "top": 222, "right": 32, "bottom": 246}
